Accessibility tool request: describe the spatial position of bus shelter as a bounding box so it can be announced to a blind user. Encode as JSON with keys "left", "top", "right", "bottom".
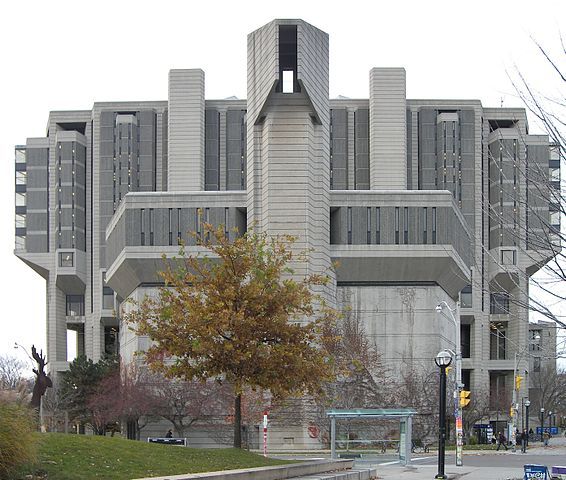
{"left": 326, "top": 408, "right": 417, "bottom": 466}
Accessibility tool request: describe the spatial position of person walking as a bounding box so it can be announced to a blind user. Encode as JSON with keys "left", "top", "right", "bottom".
{"left": 520, "top": 429, "right": 527, "bottom": 453}
{"left": 496, "top": 432, "right": 508, "bottom": 451}
{"left": 543, "top": 431, "right": 550, "bottom": 447}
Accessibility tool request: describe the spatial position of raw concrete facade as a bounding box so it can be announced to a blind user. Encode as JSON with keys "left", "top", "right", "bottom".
{"left": 15, "top": 19, "right": 559, "bottom": 446}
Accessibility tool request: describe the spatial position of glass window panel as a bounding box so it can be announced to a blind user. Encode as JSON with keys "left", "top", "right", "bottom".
{"left": 15, "top": 192, "right": 26, "bottom": 206}
{"left": 461, "top": 284, "right": 472, "bottom": 308}
{"left": 59, "top": 252, "right": 74, "bottom": 267}
{"left": 16, "top": 171, "right": 27, "bottom": 185}
{"left": 490, "top": 293, "right": 509, "bottom": 314}
{"left": 103, "top": 292, "right": 114, "bottom": 310}
{"left": 15, "top": 148, "right": 26, "bottom": 164}
{"left": 66, "top": 295, "right": 84, "bottom": 316}
{"left": 15, "top": 214, "right": 26, "bottom": 228}
{"left": 15, "top": 235, "right": 25, "bottom": 250}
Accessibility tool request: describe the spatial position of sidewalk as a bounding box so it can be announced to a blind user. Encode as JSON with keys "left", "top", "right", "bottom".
{"left": 375, "top": 464, "right": 524, "bottom": 480}
{"left": 374, "top": 441, "right": 566, "bottom": 480}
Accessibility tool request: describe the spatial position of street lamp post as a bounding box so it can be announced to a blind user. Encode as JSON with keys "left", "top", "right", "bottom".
{"left": 525, "top": 400, "right": 530, "bottom": 452}
{"left": 436, "top": 301, "right": 463, "bottom": 467}
{"left": 435, "top": 350, "right": 453, "bottom": 480}
{"left": 540, "top": 408, "right": 545, "bottom": 442}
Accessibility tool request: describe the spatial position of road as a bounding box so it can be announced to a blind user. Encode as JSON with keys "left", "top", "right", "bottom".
{"left": 269, "top": 438, "right": 566, "bottom": 480}
{"left": 355, "top": 441, "right": 566, "bottom": 479}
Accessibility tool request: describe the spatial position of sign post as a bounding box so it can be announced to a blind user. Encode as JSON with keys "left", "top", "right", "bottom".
{"left": 263, "top": 411, "right": 268, "bottom": 457}
{"left": 455, "top": 405, "right": 463, "bottom": 467}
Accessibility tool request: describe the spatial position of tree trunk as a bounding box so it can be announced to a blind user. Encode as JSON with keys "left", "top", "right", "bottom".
{"left": 234, "top": 393, "right": 242, "bottom": 448}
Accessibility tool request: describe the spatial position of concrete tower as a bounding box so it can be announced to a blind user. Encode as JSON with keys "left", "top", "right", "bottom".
{"left": 246, "top": 20, "right": 333, "bottom": 297}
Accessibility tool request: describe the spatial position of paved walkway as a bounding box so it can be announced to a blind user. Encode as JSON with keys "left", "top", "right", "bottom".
{"left": 374, "top": 440, "right": 566, "bottom": 479}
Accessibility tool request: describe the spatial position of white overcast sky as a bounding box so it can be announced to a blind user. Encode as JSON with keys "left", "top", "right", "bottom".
{"left": 1, "top": 0, "right": 565, "bottom": 369}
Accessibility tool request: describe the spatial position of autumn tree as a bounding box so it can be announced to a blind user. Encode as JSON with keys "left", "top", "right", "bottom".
{"left": 124, "top": 225, "right": 337, "bottom": 447}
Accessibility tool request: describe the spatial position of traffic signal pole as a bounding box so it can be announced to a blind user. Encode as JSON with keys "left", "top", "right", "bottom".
{"left": 453, "top": 301, "right": 463, "bottom": 467}
{"left": 437, "top": 300, "right": 464, "bottom": 467}
{"left": 511, "top": 353, "right": 523, "bottom": 453}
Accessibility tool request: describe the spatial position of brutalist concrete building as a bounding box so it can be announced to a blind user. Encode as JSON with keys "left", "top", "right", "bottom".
{"left": 15, "top": 19, "right": 558, "bottom": 445}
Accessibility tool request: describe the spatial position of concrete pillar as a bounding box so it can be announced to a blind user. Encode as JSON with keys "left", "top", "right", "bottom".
{"left": 369, "top": 68, "right": 407, "bottom": 190}
{"left": 168, "top": 69, "right": 205, "bottom": 191}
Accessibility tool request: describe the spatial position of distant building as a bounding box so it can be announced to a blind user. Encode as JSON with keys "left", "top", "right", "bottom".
{"left": 15, "top": 19, "right": 559, "bottom": 446}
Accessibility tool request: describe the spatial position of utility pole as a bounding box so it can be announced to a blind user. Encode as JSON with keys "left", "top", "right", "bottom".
{"left": 436, "top": 301, "right": 463, "bottom": 466}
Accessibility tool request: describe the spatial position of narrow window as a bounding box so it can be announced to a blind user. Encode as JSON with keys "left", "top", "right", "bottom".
{"left": 177, "top": 208, "right": 182, "bottom": 244}
{"left": 278, "top": 25, "right": 298, "bottom": 94}
{"left": 395, "top": 207, "right": 400, "bottom": 245}
{"left": 404, "top": 207, "right": 409, "bottom": 244}
{"left": 423, "top": 207, "right": 428, "bottom": 244}
{"left": 452, "top": 122, "right": 456, "bottom": 154}
{"left": 432, "top": 207, "right": 437, "bottom": 244}
{"left": 168, "top": 208, "right": 173, "bottom": 246}
{"left": 224, "top": 207, "right": 229, "bottom": 238}
{"left": 366, "top": 207, "right": 371, "bottom": 244}
{"left": 347, "top": 207, "right": 352, "bottom": 245}
{"left": 149, "top": 208, "right": 154, "bottom": 246}
{"left": 205, "top": 208, "right": 210, "bottom": 242}
{"left": 282, "top": 71, "right": 294, "bottom": 94}
{"left": 376, "top": 207, "right": 381, "bottom": 245}
{"left": 140, "top": 209, "right": 145, "bottom": 246}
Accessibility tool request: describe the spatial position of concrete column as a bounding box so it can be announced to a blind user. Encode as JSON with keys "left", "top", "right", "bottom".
{"left": 369, "top": 68, "right": 407, "bottom": 190}
{"left": 168, "top": 69, "right": 205, "bottom": 191}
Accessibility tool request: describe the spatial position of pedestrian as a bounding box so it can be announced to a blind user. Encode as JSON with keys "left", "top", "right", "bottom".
{"left": 543, "top": 431, "right": 550, "bottom": 447}
{"left": 165, "top": 429, "right": 173, "bottom": 438}
{"left": 520, "top": 429, "right": 527, "bottom": 453}
{"left": 496, "top": 432, "right": 508, "bottom": 451}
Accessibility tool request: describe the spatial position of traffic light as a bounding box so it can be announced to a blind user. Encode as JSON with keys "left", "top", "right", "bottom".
{"left": 459, "top": 390, "right": 471, "bottom": 408}
{"left": 515, "top": 375, "right": 523, "bottom": 390}
{"left": 510, "top": 405, "right": 515, "bottom": 417}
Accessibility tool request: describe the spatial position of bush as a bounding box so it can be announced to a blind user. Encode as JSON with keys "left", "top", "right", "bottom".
{"left": 468, "top": 435, "right": 477, "bottom": 445}
{"left": 0, "top": 400, "right": 38, "bottom": 478}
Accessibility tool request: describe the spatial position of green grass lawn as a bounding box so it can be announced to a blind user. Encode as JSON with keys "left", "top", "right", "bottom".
{"left": 18, "top": 433, "right": 291, "bottom": 480}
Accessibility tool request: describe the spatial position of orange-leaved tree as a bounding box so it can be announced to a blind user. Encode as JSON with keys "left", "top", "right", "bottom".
{"left": 123, "top": 224, "right": 338, "bottom": 447}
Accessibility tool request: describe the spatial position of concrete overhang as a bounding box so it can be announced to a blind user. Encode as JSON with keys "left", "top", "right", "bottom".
{"left": 55, "top": 249, "right": 87, "bottom": 294}
{"left": 523, "top": 248, "right": 560, "bottom": 277}
{"left": 331, "top": 244, "right": 470, "bottom": 300}
{"left": 14, "top": 251, "right": 51, "bottom": 279}
{"left": 105, "top": 246, "right": 217, "bottom": 299}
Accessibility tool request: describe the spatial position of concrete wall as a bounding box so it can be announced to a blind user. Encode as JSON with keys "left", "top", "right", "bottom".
{"left": 337, "top": 284, "right": 457, "bottom": 371}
